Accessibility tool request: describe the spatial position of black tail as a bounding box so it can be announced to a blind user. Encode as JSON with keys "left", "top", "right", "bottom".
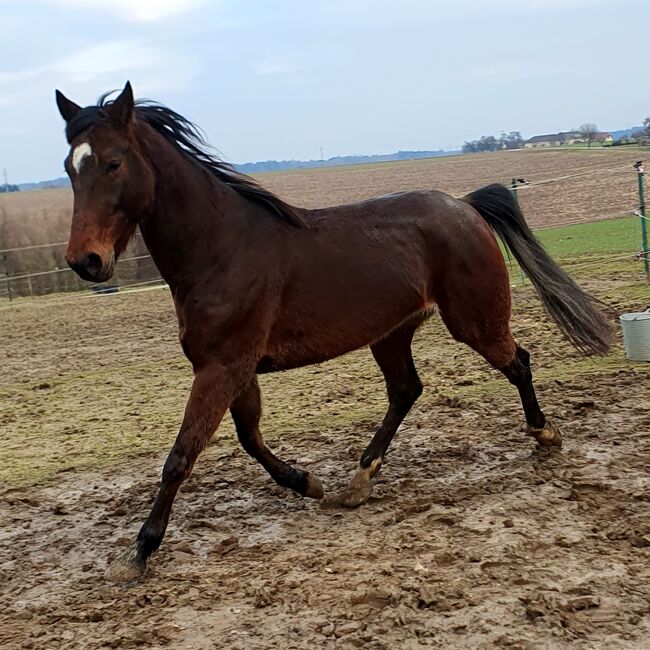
{"left": 463, "top": 183, "right": 612, "bottom": 356}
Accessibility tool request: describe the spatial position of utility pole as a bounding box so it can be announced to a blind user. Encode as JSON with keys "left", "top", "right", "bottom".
{"left": 2, "top": 169, "right": 7, "bottom": 192}
{"left": 320, "top": 145, "right": 324, "bottom": 161}
{"left": 634, "top": 161, "right": 649, "bottom": 281}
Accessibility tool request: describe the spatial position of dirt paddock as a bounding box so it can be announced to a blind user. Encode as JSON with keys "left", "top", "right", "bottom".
{"left": 1, "top": 281, "right": 649, "bottom": 649}
{"left": 1, "top": 149, "right": 650, "bottom": 649}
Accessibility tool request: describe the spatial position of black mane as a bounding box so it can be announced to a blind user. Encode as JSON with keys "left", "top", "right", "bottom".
{"left": 65, "top": 93, "right": 306, "bottom": 227}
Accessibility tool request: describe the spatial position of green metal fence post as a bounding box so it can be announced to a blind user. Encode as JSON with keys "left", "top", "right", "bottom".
{"left": 634, "top": 161, "right": 650, "bottom": 282}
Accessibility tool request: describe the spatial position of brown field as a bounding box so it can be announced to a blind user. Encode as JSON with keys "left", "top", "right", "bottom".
{"left": 2, "top": 147, "right": 644, "bottom": 297}
{"left": 1, "top": 148, "right": 650, "bottom": 649}
{"left": 0, "top": 146, "right": 645, "bottom": 238}
{"left": 262, "top": 148, "right": 644, "bottom": 228}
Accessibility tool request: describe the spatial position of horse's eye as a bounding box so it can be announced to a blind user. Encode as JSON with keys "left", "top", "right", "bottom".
{"left": 106, "top": 160, "right": 122, "bottom": 174}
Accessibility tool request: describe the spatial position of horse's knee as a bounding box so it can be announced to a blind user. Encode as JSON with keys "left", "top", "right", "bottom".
{"left": 162, "top": 450, "right": 188, "bottom": 484}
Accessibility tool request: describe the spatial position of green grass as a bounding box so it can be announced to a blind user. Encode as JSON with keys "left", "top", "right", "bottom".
{"left": 499, "top": 216, "right": 648, "bottom": 284}
{"left": 535, "top": 216, "right": 641, "bottom": 258}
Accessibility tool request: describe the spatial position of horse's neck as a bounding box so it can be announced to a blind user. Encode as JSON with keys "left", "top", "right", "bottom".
{"left": 137, "top": 134, "right": 243, "bottom": 290}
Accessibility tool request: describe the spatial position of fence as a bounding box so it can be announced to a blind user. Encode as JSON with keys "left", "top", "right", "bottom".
{"left": 0, "top": 160, "right": 649, "bottom": 303}
{"left": 0, "top": 232, "right": 160, "bottom": 300}
{"left": 507, "top": 160, "right": 649, "bottom": 283}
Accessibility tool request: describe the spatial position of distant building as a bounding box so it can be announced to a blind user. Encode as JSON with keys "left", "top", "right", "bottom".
{"left": 524, "top": 131, "right": 613, "bottom": 148}
{"left": 524, "top": 131, "right": 582, "bottom": 147}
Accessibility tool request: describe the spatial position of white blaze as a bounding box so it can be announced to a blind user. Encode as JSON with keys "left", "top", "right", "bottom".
{"left": 72, "top": 142, "right": 92, "bottom": 174}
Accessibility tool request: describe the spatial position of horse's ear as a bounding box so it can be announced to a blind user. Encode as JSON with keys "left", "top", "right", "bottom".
{"left": 55, "top": 89, "right": 81, "bottom": 123}
{"left": 107, "top": 81, "right": 134, "bottom": 128}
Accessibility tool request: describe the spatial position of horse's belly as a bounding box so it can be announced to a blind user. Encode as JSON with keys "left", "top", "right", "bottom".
{"left": 258, "top": 300, "right": 430, "bottom": 374}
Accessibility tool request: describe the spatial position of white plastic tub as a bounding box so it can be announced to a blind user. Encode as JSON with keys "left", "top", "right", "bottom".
{"left": 619, "top": 310, "right": 650, "bottom": 361}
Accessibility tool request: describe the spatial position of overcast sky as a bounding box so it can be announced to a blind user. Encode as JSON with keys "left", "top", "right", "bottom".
{"left": 0, "top": 0, "right": 647, "bottom": 183}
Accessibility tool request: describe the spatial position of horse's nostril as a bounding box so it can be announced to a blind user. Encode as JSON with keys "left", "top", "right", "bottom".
{"left": 67, "top": 252, "right": 108, "bottom": 282}
{"left": 86, "top": 253, "right": 103, "bottom": 273}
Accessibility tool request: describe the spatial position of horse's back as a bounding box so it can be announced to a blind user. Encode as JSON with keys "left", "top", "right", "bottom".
{"left": 307, "top": 189, "right": 466, "bottom": 227}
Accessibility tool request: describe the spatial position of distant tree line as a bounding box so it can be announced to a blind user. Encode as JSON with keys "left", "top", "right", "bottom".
{"left": 462, "top": 131, "right": 524, "bottom": 153}
{"left": 611, "top": 118, "right": 650, "bottom": 146}
{"left": 235, "top": 149, "right": 456, "bottom": 173}
{"left": 633, "top": 118, "right": 650, "bottom": 140}
{"left": 0, "top": 184, "right": 20, "bottom": 193}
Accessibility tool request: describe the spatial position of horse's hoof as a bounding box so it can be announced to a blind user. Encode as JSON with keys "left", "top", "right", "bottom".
{"left": 336, "top": 480, "right": 374, "bottom": 508}
{"left": 330, "top": 458, "right": 382, "bottom": 508}
{"left": 303, "top": 471, "right": 325, "bottom": 500}
{"left": 105, "top": 544, "right": 147, "bottom": 583}
{"left": 527, "top": 420, "right": 563, "bottom": 449}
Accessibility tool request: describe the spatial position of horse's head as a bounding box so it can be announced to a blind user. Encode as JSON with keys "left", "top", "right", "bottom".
{"left": 55, "top": 82, "right": 155, "bottom": 282}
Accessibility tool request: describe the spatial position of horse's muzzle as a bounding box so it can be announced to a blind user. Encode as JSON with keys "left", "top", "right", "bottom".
{"left": 66, "top": 251, "right": 115, "bottom": 283}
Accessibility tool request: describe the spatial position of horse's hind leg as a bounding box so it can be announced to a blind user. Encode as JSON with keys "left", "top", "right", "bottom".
{"left": 440, "top": 305, "right": 562, "bottom": 448}
{"left": 335, "top": 324, "right": 423, "bottom": 507}
{"left": 499, "top": 344, "right": 562, "bottom": 447}
{"left": 231, "top": 377, "right": 324, "bottom": 499}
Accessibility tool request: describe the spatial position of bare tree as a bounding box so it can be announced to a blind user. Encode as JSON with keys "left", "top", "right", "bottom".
{"left": 579, "top": 123, "right": 599, "bottom": 147}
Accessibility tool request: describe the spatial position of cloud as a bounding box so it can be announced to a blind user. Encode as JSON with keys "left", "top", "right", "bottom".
{"left": 0, "top": 68, "right": 40, "bottom": 85}
{"left": 37, "top": 0, "right": 210, "bottom": 23}
{"left": 51, "top": 41, "right": 161, "bottom": 83}
{"left": 0, "top": 41, "right": 158, "bottom": 85}
{"left": 0, "top": 40, "right": 199, "bottom": 95}
{"left": 253, "top": 55, "right": 303, "bottom": 76}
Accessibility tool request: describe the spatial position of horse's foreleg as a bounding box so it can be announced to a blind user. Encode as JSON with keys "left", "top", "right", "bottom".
{"left": 231, "top": 377, "right": 323, "bottom": 498}
{"left": 334, "top": 325, "right": 422, "bottom": 507}
{"left": 106, "top": 363, "right": 245, "bottom": 582}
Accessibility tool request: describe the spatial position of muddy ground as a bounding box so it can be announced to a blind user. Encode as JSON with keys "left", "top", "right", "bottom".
{"left": 1, "top": 270, "right": 650, "bottom": 649}
{"left": 2, "top": 147, "right": 650, "bottom": 648}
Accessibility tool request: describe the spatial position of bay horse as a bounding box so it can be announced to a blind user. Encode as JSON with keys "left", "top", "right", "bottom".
{"left": 55, "top": 82, "right": 611, "bottom": 582}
